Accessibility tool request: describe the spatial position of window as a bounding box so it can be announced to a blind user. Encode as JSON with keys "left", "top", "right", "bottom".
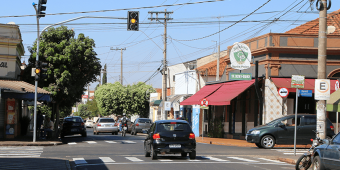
{"left": 173, "top": 75, "right": 175, "bottom": 82}
{"left": 281, "top": 117, "right": 300, "bottom": 126}
{"left": 157, "top": 123, "right": 191, "bottom": 132}
{"left": 150, "top": 123, "right": 155, "bottom": 132}
{"left": 65, "top": 118, "right": 82, "bottom": 123}
{"left": 304, "top": 116, "right": 316, "bottom": 125}
{"left": 332, "top": 133, "right": 340, "bottom": 144}
{"left": 138, "top": 119, "right": 151, "bottom": 123}
{"left": 99, "top": 119, "right": 115, "bottom": 123}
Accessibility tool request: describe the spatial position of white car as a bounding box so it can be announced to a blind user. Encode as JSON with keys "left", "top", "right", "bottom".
{"left": 85, "top": 120, "right": 94, "bottom": 128}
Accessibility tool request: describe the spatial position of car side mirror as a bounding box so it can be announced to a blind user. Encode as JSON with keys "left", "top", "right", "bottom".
{"left": 277, "top": 123, "right": 285, "bottom": 127}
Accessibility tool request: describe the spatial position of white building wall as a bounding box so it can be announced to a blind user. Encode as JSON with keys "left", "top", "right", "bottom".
{"left": 175, "top": 71, "right": 198, "bottom": 95}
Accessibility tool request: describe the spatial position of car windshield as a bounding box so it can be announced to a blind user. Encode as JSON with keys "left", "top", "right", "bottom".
{"left": 64, "top": 118, "right": 82, "bottom": 123}
{"left": 100, "top": 119, "right": 115, "bottom": 123}
{"left": 157, "top": 123, "right": 191, "bottom": 132}
{"left": 139, "top": 119, "right": 151, "bottom": 123}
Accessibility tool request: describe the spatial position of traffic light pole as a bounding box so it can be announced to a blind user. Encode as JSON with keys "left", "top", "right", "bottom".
{"left": 31, "top": 15, "right": 126, "bottom": 142}
{"left": 148, "top": 10, "right": 173, "bottom": 120}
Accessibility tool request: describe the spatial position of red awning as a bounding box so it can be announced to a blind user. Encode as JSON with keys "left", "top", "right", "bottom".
{"left": 206, "top": 80, "right": 255, "bottom": 105}
{"left": 180, "top": 83, "right": 222, "bottom": 105}
{"left": 271, "top": 78, "right": 337, "bottom": 93}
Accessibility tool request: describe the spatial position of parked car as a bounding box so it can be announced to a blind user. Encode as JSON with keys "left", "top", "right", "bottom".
{"left": 117, "top": 118, "right": 132, "bottom": 133}
{"left": 312, "top": 131, "right": 340, "bottom": 170}
{"left": 131, "top": 118, "right": 152, "bottom": 135}
{"left": 144, "top": 120, "right": 196, "bottom": 160}
{"left": 93, "top": 118, "right": 118, "bottom": 135}
{"left": 85, "top": 120, "right": 93, "bottom": 128}
{"left": 246, "top": 114, "right": 335, "bottom": 149}
{"left": 60, "top": 116, "right": 87, "bottom": 138}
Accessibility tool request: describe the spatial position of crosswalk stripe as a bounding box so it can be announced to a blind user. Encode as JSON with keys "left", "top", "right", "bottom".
{"left": 86, "top": 141, "right": 97, "bottom": 144}
{"left": 227, "top": 157, "right": 258, "bottom": 162}
{"left": 68, "top": 142, "right": 77, "bottom": 145}
{"left": 99, "top": 157, "right": 115, "bottom": 163}
{"left": 125, "top": 157, "right": 143, "bottom": 162}
{"left": 283, "top": 153, "right": 303, "bottom": 155}
{"left": 188, "top": 159, "right": 201, "bottom": 161}
{"left": 123, "top": 141, "right": 136, "bottom": 144}
{"left": 73, "top": 158, "right": 87, "bottom": 164}
{"left": 0, "top": 146, "right": 44, "bottom": 158}
{"left": 105, "top": 141, "right": 117, "bottom": 144}
{"left": 159, "top": 159, "right": 173, "bottom": 162}
{"left": 258, "top": 158, "right": 286, "bottom": 163}
{"left": 202, "top": 156, "right": 229, "bottom": 162}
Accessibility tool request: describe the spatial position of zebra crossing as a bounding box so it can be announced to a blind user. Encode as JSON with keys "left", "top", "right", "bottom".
{"left": 271, "top": 148, "right": 309, "bottom": 155}
{"left": 72, "top": 155, "right": 288, "bottom": 166}
{"left": 67, "top": 140, "right": 139, "bottom": 145}
{"left": 0, "top": 146, "right": 44, "bottom": 158}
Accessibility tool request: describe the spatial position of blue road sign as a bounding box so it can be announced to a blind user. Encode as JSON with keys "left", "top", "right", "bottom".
{"left": 299, "top": 90, "right": 312, "bottom": 97}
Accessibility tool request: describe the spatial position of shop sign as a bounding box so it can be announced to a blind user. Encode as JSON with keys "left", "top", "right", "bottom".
{"left": 315, "top": 79, "right": 330, "bottom": 100}
{"left": 291, "top": 75, "right": 305, "bottom": 88}
{"left": 164, "top": 101, "right": 171, "bottom": 111}
{"left": 0, "top": 62, "right": 7, "bottom": 68}
{"left": 229, "top": 73, "right": 252, "bottom": 80}
{"left": 230, "top": 42, "right": 252, "bottom": 70}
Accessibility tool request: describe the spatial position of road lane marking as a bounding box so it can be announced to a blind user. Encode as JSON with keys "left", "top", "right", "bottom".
{"left": 125, "top": 157, "right": 143, "bottom": 162}
{"left": 158, "top": 159, "right": 173, "bottom": 162}
{"left": 68, "top": 142, "right": 77, "bottom": 145}
{"left": 0, "top": 146, "right": 44, "bottom": 158}
{"left": 86, "top": 141, "right": 97, "bottom": 144}
{"left": 258, "top": 158, "right": 286, "bottom": 163}
{"left": 99, "top": 157, "right": 115, "bottom": 163}
{"left": 123, "top": 141, "right": 136, "bottom": 144}
{"left": 105, "top": 141, "right": 117, "bottom": 144}
{"left": 202, "top": 156, "right": 229, "bottom": 162}
{"left": 73, "top": 158, "right": 87, "bottom": 164}
{"left": 227, "top": 157, "right": 258, "bottom": 162}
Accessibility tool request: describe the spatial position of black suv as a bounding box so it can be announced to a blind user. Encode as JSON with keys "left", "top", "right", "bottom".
{"left": 60, "top": 116, "right": 87, "bottom": 138}
{"left": 246, "top": 114, "right": 335, "bottom": 149}
{"left": 144, "top": 120, "right": 196, "bottom": 160}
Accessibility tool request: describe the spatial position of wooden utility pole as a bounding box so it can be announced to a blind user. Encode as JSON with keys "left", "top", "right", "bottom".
{"left": 148, "top": 10, "right": 173, "bottom": 120}
{"left": 316, "top": 0, "right": 329, "bottom": 139}
{"left": 110, "top": 47, "right": 126, "bottom": 85}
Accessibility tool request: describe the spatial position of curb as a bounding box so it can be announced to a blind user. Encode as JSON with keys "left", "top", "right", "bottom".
{"left": 0, "top": 142, "right": 62, "bottom": 146}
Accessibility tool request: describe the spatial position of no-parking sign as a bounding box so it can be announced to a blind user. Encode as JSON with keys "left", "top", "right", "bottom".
{"left": 278, "top": 87, "right": 289, "bottom": 98}
{"left": 200, "top": 98, "right": 209, "bottom": 107}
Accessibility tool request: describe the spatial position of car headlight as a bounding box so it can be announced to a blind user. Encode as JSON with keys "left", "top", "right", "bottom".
{"left": 251, "top": 130, "right": 260, "bottom": 135}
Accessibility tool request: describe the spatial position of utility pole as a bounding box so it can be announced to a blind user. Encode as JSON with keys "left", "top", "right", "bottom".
{"left": 148, "top": 10, "right": 173, "bottom": 120}
{"left": 316, "top": 0, "right": 330, "bottom": 139}
{"left": 110, "top": 47, "right": 126, "bottom": 85}
{"left": 216, "top": 15, "right": 221, "bottom": 81}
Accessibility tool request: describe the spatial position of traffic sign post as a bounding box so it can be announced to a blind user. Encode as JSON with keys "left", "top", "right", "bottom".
{"left": 278, "top": 88, "right": 289, "bottom": 98}
{"left": 200, "top": 98, "right": 209, "bottom": 107}
{"left": 291, "top": 75, "right": 304, "bottom": 156}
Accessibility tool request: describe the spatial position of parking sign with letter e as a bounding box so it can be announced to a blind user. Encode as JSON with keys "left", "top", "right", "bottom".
{"left": 315, "top": 79, "right": 330, "bottom": 100}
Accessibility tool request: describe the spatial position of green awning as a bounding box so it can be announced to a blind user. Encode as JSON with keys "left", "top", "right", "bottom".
{"left": 150, "top": 99, "right": 162, "bottom": 106}
{"left": 327, "top": 89, "right": 340, "bottom": 112}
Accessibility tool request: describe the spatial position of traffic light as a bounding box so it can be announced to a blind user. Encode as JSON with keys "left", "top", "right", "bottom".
{"left": 38, "top": 0, "right": 47, "bottom": 18}
{"left": 127, "top": 11, "right": 139, "bottom": 31}
{"left": 40, "top": 62, "right": 48, "bottom": 80}
{"left": 35, "top": 61, "right": 41, "bottom": 81}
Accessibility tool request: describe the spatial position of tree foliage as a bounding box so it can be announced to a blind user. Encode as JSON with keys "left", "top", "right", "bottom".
{"left": 78, "top": 104, "right": 91, "bottom": 118}
{"left": 95, "top": 82, "right": 155, "bottom": 117}
{"left": 87, "top": 97, "right": 100, "bottom": 117}
{"left": 22, "top": 26, "right": 101, "bottom": 118}
{"left": 102, "top": 64, "right": 107, "bottom": 85}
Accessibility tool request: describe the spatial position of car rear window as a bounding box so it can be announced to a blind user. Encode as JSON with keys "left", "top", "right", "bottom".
{"left": 157, "top": 123, "right": 191, "bottom": 132}
{"left": 99, "top": 119, "right": 115, "bottom": 123}
{"left": 138, "top": 119, "right": 151, "bottom": 123}
{"left": 65, "top": 118, "right": 82, "bottom": 122}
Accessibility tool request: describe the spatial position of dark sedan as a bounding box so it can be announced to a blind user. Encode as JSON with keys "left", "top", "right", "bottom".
{"left": 60, "top": 116, "right": 87, "bottom": 138}
{"left": 144, "top": 120, "right": 196, "bottom": 160}
{"left": 312, "top": 131, "right": 340, "bottom": 170}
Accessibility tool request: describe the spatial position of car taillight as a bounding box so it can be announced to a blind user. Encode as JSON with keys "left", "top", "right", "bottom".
{"left": 97, "top": 124, "right": 101, "bottom": 126}
{"left": 310, "top": 139, "right": 313, "bottom": 142}
{"left": 136, "top": 124, "right": 139, "bottom": 126}
{"left": 330, "top": 125, "right": 334, "bottom": 131}
{"left": 124, "top": 124, "right": 127, "bottom": 126}
{"left": 153, "top": 133, "right": 160, "bottom": 140}
{"left": 189, "top": 133, "right": 195, "bottom": 139}
{"left": 170, "top": 122, "right": 176, "bottom": 124}
{"left": 81, "top": 122, "right": 84, "bottom": 126}
{"left": 114, "top": 123, "right": 117, "bottom": 126}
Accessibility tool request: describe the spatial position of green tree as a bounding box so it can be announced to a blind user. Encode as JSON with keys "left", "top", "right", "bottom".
{"left": 102, "top": 64, "right": 107, "bottom": 85}
{"left": 87, "top": 97, "right": 100, "bottom": 117}
{"left": 78, "top": 104, "right": 91, "bottom": 118}
{"left": 22, "top": 26, "right": 101, "bottom": 135}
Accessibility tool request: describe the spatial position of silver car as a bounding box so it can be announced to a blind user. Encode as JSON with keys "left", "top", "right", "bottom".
{"left": 93, "top": 118, "right": 118, "bottom": 135}
{"left": 131, "top": 118, "right": 152, "bottom": 135}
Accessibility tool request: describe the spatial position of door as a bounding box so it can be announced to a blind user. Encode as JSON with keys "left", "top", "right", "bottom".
{"left": 323, "top": 133, "right": 340, "bottom": 169}
{"left": 299, "top": 116, "right": 317, "bottom": 144}
{"left": 277, "top": 116, "right": 301, "bottom": 144}
{"left": 145, "top": 123, "right": 156, "bottom": 151}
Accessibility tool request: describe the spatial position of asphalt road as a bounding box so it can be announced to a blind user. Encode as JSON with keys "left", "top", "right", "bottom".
{"left": 0, "top": 129, "right": 296, "bottom": 170}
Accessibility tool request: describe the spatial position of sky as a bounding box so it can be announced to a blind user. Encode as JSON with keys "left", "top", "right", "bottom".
{"left": 1, "top": 0, "right": 339, "bottom": 91}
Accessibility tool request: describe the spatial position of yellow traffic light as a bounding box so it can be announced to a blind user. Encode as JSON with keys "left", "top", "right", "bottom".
{"left": 130, "top": 18, "right": 136, "bottom": 24}
{"left": 35, "top": 68, "right": 41, "bottom": 74}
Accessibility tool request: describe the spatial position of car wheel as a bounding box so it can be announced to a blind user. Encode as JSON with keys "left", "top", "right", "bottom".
{"left": 82, "top": 132, "right": 87, "bottom": 137}
{"left": 112, "top": 132, "right": 115, "bottom": 135}
{"left": 312, "top": 155, "right": 323, "bottom": 170}
{"left": 60, "top": 133, "right": 64, "bottom": 138}
{"left": 255, "top": 143, "right": 263, "bottom": 148}
{"left": 261, "top": 135, "right": 275, "bottom": 149}
{"left": 131, "top": 130, "right": 134, "bottom": 135}
{"left": 151, "top": 147, "right": 157, "bottom": 160}
{"left": 134, "top": 130, "right": 137, "bottom": 135}
{"left": 181, "top": 152, "right": 187, "bottom": 157}
{"left": 189, "top": 151, "right": 196, "bottom": 159}
{"left": 144, "top": 144, "right": 150, "bottom": 157}
{"left": 93, "top": 131, "right": 95, "bottom": 135}
{"left": 115, "top": 132, "right": 118, "bottom": 135}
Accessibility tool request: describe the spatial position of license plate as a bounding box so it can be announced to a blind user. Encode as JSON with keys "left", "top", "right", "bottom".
{"left": 123, "top": 127, "right": 127, "bottom": 130}
{"left": 169, "top": 144, "right": 181, "bottom": 148}
{"left": 71, "top": 129, "right": 77, "bottom": 132}
{"left": 105, "top": 125, "right": 111, "bottom": 127}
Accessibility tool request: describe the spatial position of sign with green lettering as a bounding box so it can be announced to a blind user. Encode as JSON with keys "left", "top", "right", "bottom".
{"left": 229, "top": 73, "right": 252, "bottom": 80}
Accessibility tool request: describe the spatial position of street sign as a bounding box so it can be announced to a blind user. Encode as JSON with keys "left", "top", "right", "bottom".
{"left": 291, "top": 75, "right": 305, "bottom": 88}
{"left": 164, "top": 101, "right": 171, "bottom": 111}
{"left": 278, "top": 88, "right": 289, "bottom": 98}
{"left": 230, "top": 42, "right": 252, "bottom": 70}
{"left": 299, "top": 90, "right": 312, "bottom": 97}
{"left": 229, "top": 73, "right": 252, "bottom": 80}
{"left": 315, "top": 79, "right": 330, "bottom": 100}
{"left": 200, "top": 98, "right": 209, "bottom": 107}
{"left": 335, "top": 80, "right": 339, "bottom": 91}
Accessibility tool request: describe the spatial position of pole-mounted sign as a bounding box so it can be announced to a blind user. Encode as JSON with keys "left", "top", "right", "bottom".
{"left": 200, "top": 98, "right": 209, "bottom": 107}
{"left": 278, "top": 87, "right": 289, "bottom": 98}
{"left": 230, "top": 42, "right": 252, "bottom": 70}
{"left": 315, "top": 79, "right": 330, "bottom": 100}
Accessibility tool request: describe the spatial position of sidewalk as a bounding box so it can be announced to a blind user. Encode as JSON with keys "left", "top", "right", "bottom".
{"left": 0, "top": 131, "right": 62, "bottom": 146}
{"left": 196, "top": 137, "right": 309, "bottom": 164}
